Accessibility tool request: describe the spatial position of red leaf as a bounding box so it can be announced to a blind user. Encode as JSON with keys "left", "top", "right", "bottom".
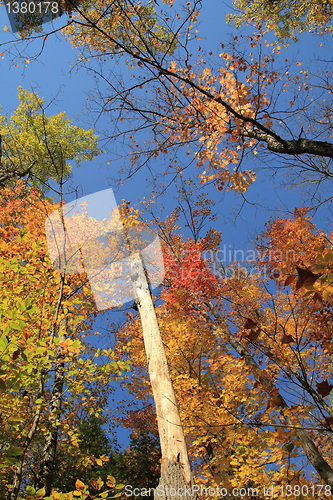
{"left": 12, "top": 349, "right": 20, "bottom": 360}
{"left": 321, "top": 416, "right": 333, "bottom": 429}
{"left": 312, "top": 291, "right": 322, "bottom": 307}
{"left": 246, "top": 329, "right": 260, "bottom": 341}
{"left": 90, "top": 478, "right": 98, "bottom": 489}
{"left": 295, "top": 267, "right": 321, "bottom": 290}
{"left": 281, "top": 334, "right": 294, "bottom": 345}
{"left": 284, "top": 275, "right": 296, "bottom": 287}
{"left": 244, "top": 318, "right": 257, "bottom": 329}
{"left": 317, "top": 380, "right": 333, "bottom": 397}
{"left": 266, "top": 395, "right": 284, "bottom": 410}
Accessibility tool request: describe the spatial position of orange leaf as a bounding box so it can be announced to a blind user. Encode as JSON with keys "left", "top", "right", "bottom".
{"left": 75, "top": 479, "right": 85, "bottom": 490}
{"left": 284, "top": 275, "right": 296, "bottom": 287}
{"left": 90, "top": 478, "right": 98, "bottom": 489}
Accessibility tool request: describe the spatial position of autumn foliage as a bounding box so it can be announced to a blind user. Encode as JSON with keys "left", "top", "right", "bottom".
{"left": 0, "top": 0, "right": 333, "bottom": 496}
{"left": 0, "top": 182, "right": 129, "bottom": 499}
{"left": 115, "top": 204, "right": 333, "bottom": 496}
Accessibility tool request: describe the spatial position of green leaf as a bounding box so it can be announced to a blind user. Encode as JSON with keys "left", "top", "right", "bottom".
{"left": 12, "top": 323, "right": 23, "bottom": 331}
{"left": 0, "top": 335, "right": 8, "bottom": 352}
{"left": 325, "top": 252, "right": 333, "bottom": 263}
{"left": 284, "top": 443, "right": 294, "bottom": 453}
{"left": 8, "top": 416, "right": 23, "bottom": 422}
{"left": 25, "top": 298, "right": 33, "bottom": 308}
{"left": 26, "top": 486, "right": 36, "bottom": 495}
{"left": 8, "top": 446, "right": 24, "bottom": 456}
{"left": 17, "top": 301, "right": 25, "bottom": 312}
{"left": 5, "top": 456, "right": 20, "bottom": 465}
{"left": 9, "top": 309, "right": 18, "bottom": 319}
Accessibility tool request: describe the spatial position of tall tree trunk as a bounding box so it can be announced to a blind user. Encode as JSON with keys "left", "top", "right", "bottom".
{"left": 130, "top": 256, "right": 196, "bottom": 500}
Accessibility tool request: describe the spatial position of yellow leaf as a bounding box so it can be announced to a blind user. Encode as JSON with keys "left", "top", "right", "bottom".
{"left": 4, "top": 26, "right": 8, "bottom": 31}
{"left": 96, "top": 458, "right": 103, "bottom": 466}
{"left": 75, "top": 479, "right": 85, "bottom": 490}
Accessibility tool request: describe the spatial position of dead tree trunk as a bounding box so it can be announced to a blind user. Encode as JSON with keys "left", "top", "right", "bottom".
{"left": 130, "top": 256, "right": 196, "bottom": 500}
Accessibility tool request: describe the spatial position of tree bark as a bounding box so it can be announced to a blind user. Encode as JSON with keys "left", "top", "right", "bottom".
{"left": 130, "top": 256, "right": 195, "bottom": 499}
{"left": 241, "top": 127, "right": 333, "bottom": 159}
{"left": 35, "top": 318, "right": 67, "bottom": 495}
{"left": 7, "top": 382, "right": 45, "bottom": 500}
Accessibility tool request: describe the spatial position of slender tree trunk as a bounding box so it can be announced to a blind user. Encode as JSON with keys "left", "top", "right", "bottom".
{"left": 35, "top": 318, "right": 67, "bottom": 495}
{"left": 205, "top": 300, "right": 333, "bottom": 487}
{"left": 7, "top": 382, "right": 45, "bottom": 500}
{"left": 130, "top": 256, "right": 196, "bottom": 500}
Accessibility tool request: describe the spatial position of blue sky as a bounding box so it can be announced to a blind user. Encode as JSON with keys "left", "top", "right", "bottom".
{"left": 0, "top": 1, "right": 329, "bottom": 245}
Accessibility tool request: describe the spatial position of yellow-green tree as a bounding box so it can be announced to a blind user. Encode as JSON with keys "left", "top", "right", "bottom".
{"left": 0, "top": 87, "right": 101, "bottom": 193}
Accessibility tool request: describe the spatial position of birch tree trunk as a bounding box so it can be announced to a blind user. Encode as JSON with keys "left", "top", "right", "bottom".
{"left": 130, "top": 256, "right": 196, "bottom": 500}
{"left": 35, "top": 318, "right": 67, "bottom": 495}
